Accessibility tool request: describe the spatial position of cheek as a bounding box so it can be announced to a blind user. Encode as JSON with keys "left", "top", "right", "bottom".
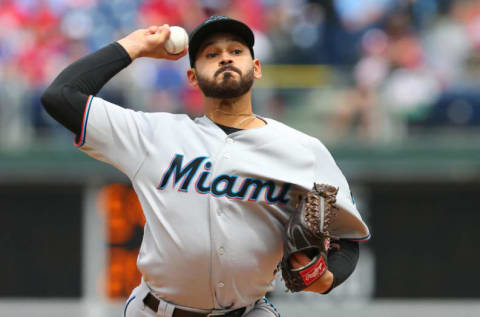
{"left": 242, "top": 63, "right": 255, "bottom": 77}
{"left": 193, "top": 59, "right": 209, "bottom": 74}
{"left": 238, "top": 58, "right": 255, "bottom": 73}
{"left": 200, "top": 66, "right": 218, "bottom": 78}
{"left": 195, "top": 67, "right": 213, "bottom": 80}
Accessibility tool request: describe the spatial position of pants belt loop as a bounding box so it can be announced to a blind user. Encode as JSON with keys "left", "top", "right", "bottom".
{"left": 156, "top": 297, "right": 175, "bottom": 317}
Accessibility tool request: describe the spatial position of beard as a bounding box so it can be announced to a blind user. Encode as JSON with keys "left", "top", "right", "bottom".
{"left": 196, "top": 66, "right": 254, "bottom": 99}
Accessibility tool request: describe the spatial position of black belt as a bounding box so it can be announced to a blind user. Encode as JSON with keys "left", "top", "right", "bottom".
{"left": 143, "top": 292, "right": 246, "bottom": 317}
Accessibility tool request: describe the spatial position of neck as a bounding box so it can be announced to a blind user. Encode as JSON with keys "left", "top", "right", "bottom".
{"left": 204, "top": 91, "right": 263, "bottom": 129}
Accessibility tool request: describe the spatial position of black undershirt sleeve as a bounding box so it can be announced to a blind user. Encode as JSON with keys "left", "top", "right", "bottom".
{"left": 41, "top": 42, "right": 132, "bottom": 135}
{"left": 324, "top": 239, "right": 360, "bottom": 293}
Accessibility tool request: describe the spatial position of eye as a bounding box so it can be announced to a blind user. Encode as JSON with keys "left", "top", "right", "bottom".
{"left": 232, "top": 49, "right": 242, "bottom": 55}
{"left": 206, "top": 52, "right": 217, "bottom": 58}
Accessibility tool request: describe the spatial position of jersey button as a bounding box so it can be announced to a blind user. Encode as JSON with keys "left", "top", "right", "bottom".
{"left": 218, "top": 282, "right": 224, "bottom": 288}
{"left": 224, "top": 152, "right": 231, "bottom": 159}
{"left": 226, "top": 138, "right": 234, "bottom": 144}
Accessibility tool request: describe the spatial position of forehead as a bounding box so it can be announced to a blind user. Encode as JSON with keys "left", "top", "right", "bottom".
{"left": 198, "top": 33, "right": 248, "bottom": 52}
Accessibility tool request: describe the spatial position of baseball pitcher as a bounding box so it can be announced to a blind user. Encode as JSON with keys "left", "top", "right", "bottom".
{"left": 41, "top": 16, "right": 370, "bottom": 317}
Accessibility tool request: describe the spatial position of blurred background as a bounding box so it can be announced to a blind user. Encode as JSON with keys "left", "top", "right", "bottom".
{"left": 1, "top": 0, "right": 480, "bottom": 316}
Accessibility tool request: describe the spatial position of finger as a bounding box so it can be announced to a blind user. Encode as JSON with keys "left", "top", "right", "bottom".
{"left": 164, "top": 46, "right": 189, "bottom": 60}
{"left": 148, "top": 25, "right": 157, "bottom": 34}
{"left": 156, "top": 24, "right": 169, "bottom": 34}
{"left": 145, "top": 27, "right": 160, "bottom": 37}
{"left": 289, "top": 252, "right": 308, "bottom": 268}
{"left": 289, "top": 255, "right": 302, "bottom": 269}
{"left": 154, "top": 26, "right": 171, "bottom": 43}
{"left": 294, "top": 252, "right": 312, "bottom": 265}
{"left": 144, "top": 27, "right": 171, "bottom": 51}
{"left": 289, "top": 252, "right": 312, "bottom": 269}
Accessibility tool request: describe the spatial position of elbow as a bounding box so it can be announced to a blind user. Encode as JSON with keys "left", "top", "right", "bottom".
{"left": 41, "top": 84, "right": 63, "bottom": 116}
{"left": 40, "top": 86, "right": 56, "bottom": 112}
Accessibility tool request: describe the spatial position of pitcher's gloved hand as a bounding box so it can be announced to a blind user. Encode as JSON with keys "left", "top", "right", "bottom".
{"left": 281, "top": 183, "right": 339, "bottom": 292}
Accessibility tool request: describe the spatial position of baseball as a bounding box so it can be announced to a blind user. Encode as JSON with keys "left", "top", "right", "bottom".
{"left": 165, "top": 26, "right": 188, "bottom": 54}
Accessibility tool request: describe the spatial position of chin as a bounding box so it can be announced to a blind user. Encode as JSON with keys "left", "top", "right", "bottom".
{"left": 220, "top": 79, "right": 239, "bottom": 87}
{"left": 219, "top": 81, "right": 241, "bottom": 90}
{"left": 221, "top": 71, "right": 238, "bottom": 78}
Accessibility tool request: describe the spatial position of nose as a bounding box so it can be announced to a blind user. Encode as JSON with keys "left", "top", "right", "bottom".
{"left": 220, "top": 59, "right": 233, "bottom": 66}
{"left": 219, "top": 53, "right": 233, "bottom": 66}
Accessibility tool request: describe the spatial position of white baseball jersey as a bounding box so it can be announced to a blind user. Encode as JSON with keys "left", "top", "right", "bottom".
{"left": 77, "top": 96, "right": 370, "bottom": 310}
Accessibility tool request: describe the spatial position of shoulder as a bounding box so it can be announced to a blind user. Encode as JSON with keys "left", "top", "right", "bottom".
{"left": 144, "top": 112, "right": 191, "bottom": 122}
{"left": 264, "top": 117, "right": 331, "bottom": 155}
{"left": 131, "top": 111, "right": 192, "bottom": 127}
{"left": 264, "top": 117, "right": 315, "bottom": 141}
{"left": 138, "top": 112, "right": 195, "bottom": 136}
{"left": 92, "top": 97, "right": 192, "bottom": 123}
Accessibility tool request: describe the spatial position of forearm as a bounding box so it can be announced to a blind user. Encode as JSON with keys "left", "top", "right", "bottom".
{"left": 41, "top": 25, "right": 186, "bottom": 135}
{"left": 325, "top": 239, "right": 360, "bottom": 293}
{"left": 41, "top": 42, "right": 132, "bottom": 134}
{"left": 305, "top": 239, "right": 360, "bottom": 294}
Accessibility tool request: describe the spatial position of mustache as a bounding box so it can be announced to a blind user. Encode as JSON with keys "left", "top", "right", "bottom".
{"left": 215, "top": 66, "right": 242, "bottom": 77}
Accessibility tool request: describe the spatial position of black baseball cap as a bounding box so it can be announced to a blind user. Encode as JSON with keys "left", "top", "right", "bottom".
{"left": 188, "top": 15, "right": 255, "bottom": 67}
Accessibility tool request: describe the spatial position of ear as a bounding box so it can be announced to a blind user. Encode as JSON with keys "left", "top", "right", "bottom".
{"left": 186, "top": 68, "right": 199, "bottom": 88}
{"left": 253, "top": 59, "right": 262, "bottom": 79}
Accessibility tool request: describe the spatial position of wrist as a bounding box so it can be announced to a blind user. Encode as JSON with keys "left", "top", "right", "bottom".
{"left": 304, "top": 270, "right": 334, "bottom": 293}
{"left": 116, "top": 38, "right": 143, "bottom": 60}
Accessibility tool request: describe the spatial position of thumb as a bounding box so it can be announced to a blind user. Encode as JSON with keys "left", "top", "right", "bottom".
{"left": 147, "top": 24, "right": 171, "bottom": 44}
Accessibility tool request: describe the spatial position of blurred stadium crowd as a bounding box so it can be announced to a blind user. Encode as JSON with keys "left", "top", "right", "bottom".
{"left": 1, "top": 0, "right": 480, "bottom": 148}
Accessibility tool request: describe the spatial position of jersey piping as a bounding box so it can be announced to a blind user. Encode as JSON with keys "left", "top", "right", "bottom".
{"left": 74, "top": 95, "right": 94, "bottom": 147}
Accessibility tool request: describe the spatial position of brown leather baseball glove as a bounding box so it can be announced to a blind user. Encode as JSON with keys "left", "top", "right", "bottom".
{"left": 280, "top": 183, "right": 339, "bottom": 292}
